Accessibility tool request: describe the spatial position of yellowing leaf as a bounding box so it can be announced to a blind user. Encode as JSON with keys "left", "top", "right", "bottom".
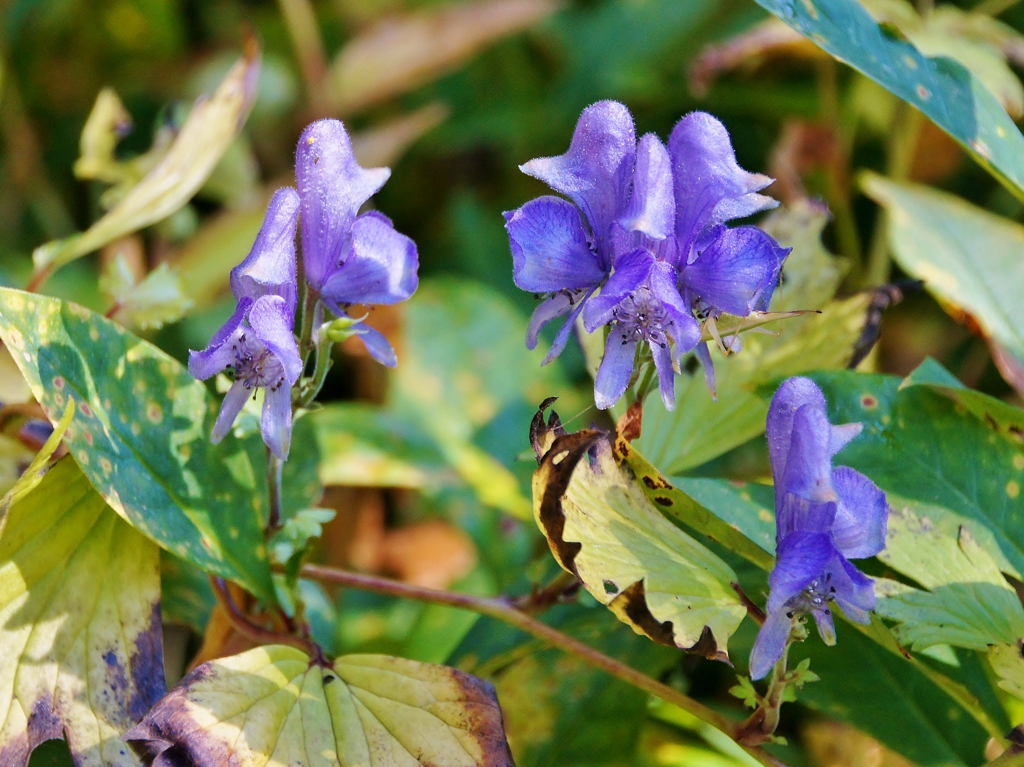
{"left": 988, "top": 642, "right": 1024, "bottom": 702}
{"left": 99, "top": 254, "right": 194, "bottom": 330}
{"left": 32, "top": 44, "right": 261, "bottom": 277}
{"left": 126, "top": 645, "right": 514, "bottom": 767}
{"left": 0, "top": 457, "right": 163, "bottom": 766}
{"left": 532, "top": 426, "right": 746, "bottom": 660}
{"left": 327, "top": 0, "right": 558, "bottom": 114}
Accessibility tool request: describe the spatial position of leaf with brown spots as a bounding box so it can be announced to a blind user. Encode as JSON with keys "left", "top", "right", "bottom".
{"left": 0, "top": 456, "right": 164, "bottom": 766}
{"left": 126, "top": 645, "right": 514, "bottom": 767}
{"left": 532, "top": 426, "right": 746, "bottom": 660}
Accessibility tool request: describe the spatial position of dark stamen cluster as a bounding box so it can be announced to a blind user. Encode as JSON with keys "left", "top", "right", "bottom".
{"left": 611, "top": 285, "right": 672, "bottom": 348}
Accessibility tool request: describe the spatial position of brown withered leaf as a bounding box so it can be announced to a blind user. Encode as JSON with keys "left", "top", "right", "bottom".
{"left": 531, "top": 415, "right": 746, "bottom": 660}
{"left": 327, "top": 0, "right": 558, "bottom": 114}
{"left": 126, "top": 646, "right": 514, "bottom": 767}
{"left": 0, "top": 457, "right": 163, "bottom": 766}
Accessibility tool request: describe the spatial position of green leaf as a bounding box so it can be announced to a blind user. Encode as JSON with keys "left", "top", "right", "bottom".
{"left": 671, "top": 478, "right": 777, "bottom": 556}
{"left": 810, "top": 366, "right": 1024, "bottom": 577}
{"left": 532, "top": 426, "right": 746, "bottom": 659}
{"left": 32, "top": 45, "right": 260, "bottom": 277}
{"left": 0, "top": 288, "right": 275, "bottom": 602}
{"left": 874, "top": 500, "right": 1024, "bottom": 650}
{"left": 863, "top": 174, "right": 1024, "bottom": 363}
{"left": 754, "top": 0, "right": 1024, "bottom": 200}
{"left": 987, "top": 642, "right": 1024, "bottom": 701}
{"left": 99, "top": 255, "right": 193, "bottom": 331}
{"left": 795, "top": 627, "right": 992, "bottom": 767}
{"left": 125, "top": 645, "right": 514, "bottom": 767}
{"left": 635, "top": 294, "right": 870, "bottom": 474}
{"left": 0, "top": 457, "right": 163, "bottom": 767}
{"left": 160, "top": 551, "right": 215, "bottom": 634}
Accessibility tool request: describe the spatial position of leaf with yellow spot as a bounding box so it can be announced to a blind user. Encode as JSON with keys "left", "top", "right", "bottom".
{"left": 0, "top": 288, "right": 276, "bottom": 603}
{"left": 0, "top": 456, "right": 163, "bottom": 766}
{"left": 531, "top": 416, "right": 747, "bottom": 660}
{"left": 125, "top": 645, "right": 514, "bottom": 767}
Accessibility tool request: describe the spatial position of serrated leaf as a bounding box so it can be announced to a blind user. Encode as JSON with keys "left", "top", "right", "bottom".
{"left": 634, "top": 293, "right": 871, "bottom": 474}
{"left": 0, "top": 457, "right": 163, "bottom": 767}
{"left": 125, "top": 645, "right": 514, "bottom": 767}
{"left": 32, "top": 45, "right": 260, "bottom": 276}
{"left": 532, "top": 427, "right": 746, "bottom": 659}
{"left": 754, "top": 0, "right": 1024, "bottom": 200}
{"left": 0, "top": 288, "right": 275, "bottom": 602}
{"left": 863, "top": 173, "right": 1024, "bottom": 366}
{"left": 327, "top": 0, "right": 558, "bottom": 115}
{"left": 988, "top": 642, "right": 1024, "bottom": 701}
{"left": 874, "top": 501, "right": 1024, "bottom": 650}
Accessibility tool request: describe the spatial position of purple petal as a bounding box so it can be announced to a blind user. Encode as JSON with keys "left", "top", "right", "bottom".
{"left": 520, "top": 101, "right": 636, "bottom": 263}
{"left": 211, "top": 379, "right": 251, "bottom": 443}
{"left": 750, "top": 609, "right": 793, "bottom": 680}
{"left": 650, "top": 337, "right": 676, "bottom": 411}
{"left": 618, "top": 133, "right": 674, "bottom": 240}
{"left": 188, "top": 302, "right": 249, "bottom": 381}
{"left": 506, "top": 196, "right": 606, "bottom": 292}
{"left": 778, "top": 404, "right": 837, "bottom": 505}
{"left": 296, "top": 119, "right": 391, "bottom": 289}
{"left": 527, "top": 293, "right": 573, "bottom": 350}
{"left": 776, "top": 494, "right": 837, "bottom": 542}
{"left": 542, "top": 290, "right": 592, "bottom": 366}
{"left": 321, "top": 212, "right": 418, "bottom": 306}
{"left": 582, "top": 248, "right": 652, "bottom": 332}
{"left": 832, "top": 466, "right": 888, "bottom": 559}
{"left": 811, "top": 603, "right": 837, "bottom": 646}
{"left": 767, "top": 530, "right": 834, "bottom": 613}
{"left": 230, "top": 187, "right": 299, "bottom": 310}
{"left": 767, "top": 377, "right": 829, "bottom": 495}
{"left": 354, "top": 323, "right": 398, "bottom": 368}
{"left": 648, "top": 260, "right": 700, "bottom": 352}
{"left": 679, "top": 226, "right": 788, "bottom": 316}
{"left": 669, "top": 112, "right": 777, "bottom": 256}
{"left": 831, "top": 556, "right": 876, "bottom": 622}
{"left": 262, "top": 384, "right": 293, "bottom": 460}
{"left": 248, "top": 296, "right": 302, "bottom": 385}
{"left": 595, "top": 333, "right": 638, "bottom": 410}
{"left": 693, "top": 341, "right": 717, "bottom": 399}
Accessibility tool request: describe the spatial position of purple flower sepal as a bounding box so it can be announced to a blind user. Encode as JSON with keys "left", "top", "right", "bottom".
{"left": 295, "top": 119, "right": 418, "bottom": 367}
{"left": 749, "top": 377, "right": 888, "bottom": 680}
{"left": 189, "top": 188, "right": 303, "bottom": 460}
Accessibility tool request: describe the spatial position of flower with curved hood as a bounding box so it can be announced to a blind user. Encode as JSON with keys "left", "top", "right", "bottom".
{"left": 189, "top": 188, "right": 303, "bottom": 459}
{"left": 295, "top": 119, "right": 419, "bottom": 367}
{"left": 506, "top": 101, "right": 789, "bottom": 410}
{"left": 750, "top": 377, "right": 888, "bottom": 680}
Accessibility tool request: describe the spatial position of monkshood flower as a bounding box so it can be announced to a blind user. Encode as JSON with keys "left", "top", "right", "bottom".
{"left": 505, "top": 101, "right": 789, "bottom": 410}
{"left": 750, "top": 377, "right": 888, "bottom": 680}
{"left": 295, "top": 119, "right": 418, "bottom": 367}
{"left": 189, "top": 188, "right": 303, "bottom": 460}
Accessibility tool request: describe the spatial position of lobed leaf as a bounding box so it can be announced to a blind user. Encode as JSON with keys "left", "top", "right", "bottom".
{"left": 32, "top": 44, "right": 260, "bottom": 277}
{"left": 874, "top": 501, "right": 1024, "bottom": 650}
{"left": 125, "top": 645, "right": 514, "bottom": 767}
{"left": 754, "top": 0, "right": 1024, "bottom": 200}
{"left": 531, "top": 424, "right": 746, "bottom": 660}
{"left": 0, "top": 288, "right": 275, "bottom": 602}
{"left": 0, "top": 457, "right": 163, "bottom": 767}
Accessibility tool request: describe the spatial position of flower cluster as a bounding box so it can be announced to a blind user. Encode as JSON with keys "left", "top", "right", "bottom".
{"left": 505, "top": 101, "right": 789, "bottom": 410}
{"left": 190, "top": 120, "right": 419, "bottom": 459}
{"left": 750, "top": 377, "right": 888, "bottom": 680}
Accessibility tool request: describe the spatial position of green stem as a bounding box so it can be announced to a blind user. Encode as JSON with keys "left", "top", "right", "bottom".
{"left": 297, "top": 327, "right": 333, "bottom": 408}
{"left": 300, "top": 564, "right": 788, "bottom": 767}
{"left": 974, "top": 0, "right": 1022, "bottom": 16}
{"left": 265, "top": 449, "right": 284, "bottom": 536}
{"left": 760, "top": 644, "right": 791, "bottom": 736}
{"left": 864, "top": 103, "right": 924, "bottom": 287}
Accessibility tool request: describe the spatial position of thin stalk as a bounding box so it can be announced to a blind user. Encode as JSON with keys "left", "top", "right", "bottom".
{"left": 301, "top": 564, "right": 788, "bottom": 767}
{"left": 864, "top": 103, "right": 924, "bottom": 287}
{"left": 210, "top": 576, "right": 326, "bottom": 663}
{"left": 298, "top": 330, "right": 333, "bottom": 408}
{"left": 266, "top": 449, "right": 284, "bottom": 536}
{"left": 975, "top": 0, "right": 1022, "bottom": 16}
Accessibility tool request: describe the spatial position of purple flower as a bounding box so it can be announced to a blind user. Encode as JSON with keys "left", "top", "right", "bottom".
{"left": 506, "top": 102, "right": 789, "bottom": 410}
{"left": 295, "top": 119, "right": 419, "bottom": 367}
{"left": 750, "top": 377, "right": 888, "bottom": 680}
{"left": 189, "top": 188, "right": 303, "bottom": 459}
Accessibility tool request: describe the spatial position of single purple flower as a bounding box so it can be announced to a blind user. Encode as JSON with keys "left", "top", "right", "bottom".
{"left": 189, "top": 188, "right": 303, "bottom": 459}
{"left": 295, "top": 119, "right": 418, "bottom": 368}
{"left": 750, "top": 377, "right": 888, "bottom": 680}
